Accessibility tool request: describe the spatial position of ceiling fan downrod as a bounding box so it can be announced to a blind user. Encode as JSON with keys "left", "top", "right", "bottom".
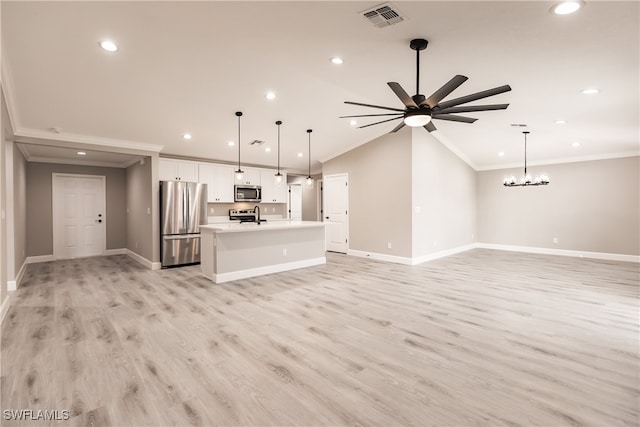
{"left": 410, "top": 38, "right": 428, "bottom": 97}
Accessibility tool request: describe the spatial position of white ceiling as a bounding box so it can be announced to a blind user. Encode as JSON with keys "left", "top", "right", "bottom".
{"left": 2, "top": 1, "right": 638, "bottom": 172}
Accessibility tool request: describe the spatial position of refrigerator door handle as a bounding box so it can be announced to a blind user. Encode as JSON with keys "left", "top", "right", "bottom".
{"left": 163, "top": 234, "right": 201, "bottom": 240}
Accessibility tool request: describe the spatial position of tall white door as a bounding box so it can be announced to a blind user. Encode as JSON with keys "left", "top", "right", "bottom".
{"left": 53, "top": 174, "right": 106, "bottom": 259}
{"left": 288, "top": 184, "right": 302, "bottom": 219}
{"left": 323, "top": 173, "right": 348, "bottom": 253}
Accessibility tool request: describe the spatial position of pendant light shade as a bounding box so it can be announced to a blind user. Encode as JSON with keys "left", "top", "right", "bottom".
{"left": 305, "top": 129, "right": 313, "bottom": 187}
{"left": 503, "top": 131, "right": 550, "bottom": 187}
{"left": 235, "top": 111, "right": 244, "bottom": 181}
{"left": 275, "top": 121, "right": 283, "bottom": 183}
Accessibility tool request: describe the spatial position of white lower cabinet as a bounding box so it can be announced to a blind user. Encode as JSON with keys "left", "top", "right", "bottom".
{"left": 260, "top": 169, "right": 287, "bottom": 203}
{"left": 199, "top": 163, "right": 235, "bottom": 203}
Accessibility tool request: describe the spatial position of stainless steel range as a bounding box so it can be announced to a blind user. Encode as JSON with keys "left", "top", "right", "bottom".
{"left": 229, "top": 209, "right": 257, "bottom": 222}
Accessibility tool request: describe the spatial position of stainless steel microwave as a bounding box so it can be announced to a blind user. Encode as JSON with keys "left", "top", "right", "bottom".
{"left": 234, "top": 185, "right": 262, "bottom": 202}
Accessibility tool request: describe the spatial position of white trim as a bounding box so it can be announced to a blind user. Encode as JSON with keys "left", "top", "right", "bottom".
{"left": 0, "top": 293, "right": 12, "bottom": 325}
{"left": 126, "top": 249, "right": 162, "bottom": 270}
{"left": 478, "top": 152, "right": 640, "bottom": 171}
{"left": 412, "top": 243, "right": 478, "bottom": 265}
{"left": 26, "top": 254, "right": 55, "bottom": 264}
{"left": 209, "top": 257, "right": 326, "bottom": 284}
{"left": 14, "top": 128, "right": 163, "bottom": 154}
{"left": 105, "top": 248, "right": 127, "bottom": 255}
{"left": 347, "top": 249, "right": 413, "bottom": 265}
{"left": 476, "top": 243, "right": 640, "bottom": 263}
{"left": 7, "top": 280, "right": 17, "bottom": 292}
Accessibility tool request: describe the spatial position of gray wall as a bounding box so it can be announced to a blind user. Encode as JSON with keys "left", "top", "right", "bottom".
{"left": 26, "top": 162, "right": 127, "bottom": 256}
{"left": 126, "top": 158, "right": 154, "bottom": 261}
{"left": 13, "top": 146, "right": 26, "bottom": 272}
{"left": 1, "top": 90, "right": 10, "bottom": 305}
{"left": 323, "top": 131, "right": 413, "bottom": 257}
{"left": 412, "top": 128, "right": 476, "bottom": 257}
{"left": 477, "top": 156, "right": 640, "bottom": 255}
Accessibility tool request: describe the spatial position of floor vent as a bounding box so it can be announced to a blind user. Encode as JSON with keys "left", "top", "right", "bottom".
{"left": 361, "top": 3, "right": 405, "bottom": 28}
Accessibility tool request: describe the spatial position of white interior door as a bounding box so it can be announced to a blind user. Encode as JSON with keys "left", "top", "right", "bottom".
{"left": 53, "top": 174, "right": 106, "bottom": 259}
{"left": 323, "top": 173, "right": 348, "bottom": 253}
{"left": 288, "top": 184, "right": 302, "bottom": 219}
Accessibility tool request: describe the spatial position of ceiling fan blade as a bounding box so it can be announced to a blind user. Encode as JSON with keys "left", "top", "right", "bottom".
{"left": 424, "top": 122, "right": 437, "bottom": 132}
{"left": 339, "top": 113, "right": 404, "bottom": 118}
{"left": 357, "top": 116, "right": 403, "bottom": 129}
{"left": 387, "top": 82, "right": 418, "bottom": 108}
{"left": 436, "top": 85, "right": 512, "bottom": 110}
{"left": 344, "top": 101, "right": 405, "bottom": 112}
{"left": 432, "top": 114, "right": 478, "bottom": 123}
{"left": 433, "top": 104, "right": 509, "bottom": 114}
{"left": 390, "top": 121, "right": 406, "bottom": 133}
{"left": 424, "top": 75, "right": 468, "bottom": 108}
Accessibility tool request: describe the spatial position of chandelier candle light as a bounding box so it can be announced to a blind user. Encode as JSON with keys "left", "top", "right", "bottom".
{"left": 305, "top": 129, "right": 313, "bottom": 187}
{"left": 235, "top": 111, "right": 244, "bottom": 181}
{"left": 275, "top": 121, "right": 283, "bottom": 183}
{"left": 503, "top": 131, "right": 550, "bottom": 187}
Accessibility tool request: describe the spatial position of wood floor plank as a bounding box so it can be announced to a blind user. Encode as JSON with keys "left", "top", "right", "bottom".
{"left": 1, "top": 250, "right": 638, "bottom": 426}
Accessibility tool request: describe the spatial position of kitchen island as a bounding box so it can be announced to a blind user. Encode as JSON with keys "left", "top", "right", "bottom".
{"left": 200, "top": 221, "right": 326, "bottom": 283}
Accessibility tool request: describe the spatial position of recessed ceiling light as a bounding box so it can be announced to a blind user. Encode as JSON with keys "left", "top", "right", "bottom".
{"left": 581, "top": 88, "right": 599, "bottom": 95}
{"left": 77, "top": 151, "right": 87, "bottom": 156}
{"left": 228, "top": 141, "right": 235, "bottom": 146}
{"left": 99, "top": 40, "right": 118, "bottom": 52}
{"left": 498, "top": 151, "right": 505, "bottom": 157}
{"left": 350, "top": 120, "right": 357, "bottom": 126}
{"left": 571, "top": 142, "right": 581, "bottom": 147}
{"left": 552, "top": 1, "right": 583, "bottom": 15}
{"left": 555, "top": 120, "right": 567, "bottom": 124}
{"left": 297, "top": 152, "right": 303, "bottom": 158}
{"left": 265, "top": 147, "right": 272, "bottom": 152}
{"left": 183, "top": 133, "right": 192, "bottom": 140}
{"left": 265, "top": 91, "right": 276, "bottom": 100}
{"left": 331, "top": 57, "right": 344, "bottom": 65}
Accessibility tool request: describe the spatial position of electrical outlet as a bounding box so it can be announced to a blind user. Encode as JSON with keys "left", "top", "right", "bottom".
{"left": 553, "top": 237, "right": 559, "bottom": 244}
{"left": 387, "top": 242, "right": 392, "bottom": 249}
{"left": 272, "top": 207, "right": 275, "bottom": 212}
{"left": 210, "top": 207, "right": 215, "bottom": 214}
{"left": 433, "top": 241, "right": 437, "bottom": 247}
{"left": 415, "top": 206, "right": 422, "bottom": 213}
{"left": 282, "top": 248, "right": 287, "bottom": 256}
{"left": 147, "top": 207, "right": 151, "bottom": 215}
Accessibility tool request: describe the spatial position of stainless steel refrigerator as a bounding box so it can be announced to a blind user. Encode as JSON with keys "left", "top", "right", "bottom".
{"left": 160, "top": 181, "right": 207, "bottom": 267}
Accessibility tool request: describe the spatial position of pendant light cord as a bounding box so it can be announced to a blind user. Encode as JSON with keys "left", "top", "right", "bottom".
{"left": 237, "top": 115, "right": 241, "bottom": 170}
{"left": 523, "top": 131, "right": 529, "bottom": 175}
{"left": 276, "top": 121, "right": 281, "bottom": 174}
{"left": 307, "top": 129, "right": 312, "bottom": 178}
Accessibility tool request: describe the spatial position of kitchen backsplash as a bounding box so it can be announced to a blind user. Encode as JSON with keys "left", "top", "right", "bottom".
{"left": 206, "top": 202, "right": 287, "bottom": 217}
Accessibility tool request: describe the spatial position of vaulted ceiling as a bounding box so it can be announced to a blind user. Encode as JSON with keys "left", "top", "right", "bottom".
{"left": 2, "top": 1, "right": 638, "bottom": 172}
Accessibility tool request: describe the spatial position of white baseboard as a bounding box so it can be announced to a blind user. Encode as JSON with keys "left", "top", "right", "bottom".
{"left": 476, "top": 243, "right": 640, "bottom": 263}
{"left": 105, "top": 248, "right": 127, "bottom": 255}
{"left": 209, "top": 257, "right": 326, "bottom": 284}
{"left": 26, "top": 254, "right": 55, "bottom": 264}
{"left": 412, "top": 243, "right": 478, "bottom": 265}
{"left": 0, "top": 293, "right": 12, "bottom": 325}
{"left": 347, "top": 249, "right": 414, "bottom": 265}
{"left": 126, "top": 249, "right": 162, "bottom": 270}
{"left": 7, "top": 259, "right": 28, "bottom": 291}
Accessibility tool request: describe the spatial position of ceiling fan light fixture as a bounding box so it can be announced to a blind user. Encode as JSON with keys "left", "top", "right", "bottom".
{"left": 404, "top": 110, "right": 432, "bottom": 127}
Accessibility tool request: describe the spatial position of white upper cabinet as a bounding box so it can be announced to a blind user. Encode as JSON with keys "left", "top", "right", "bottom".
{"left": 199, "top": 163, "right": 235, "bottom": 203}
{"left": 260, "top": 169, "right": 287, "bottom": 203}
{"left": 159, "top": 158, "right": 198, "bottom": 182}
{"left": 235, "top": 167, "right": 260, "bottom": 186}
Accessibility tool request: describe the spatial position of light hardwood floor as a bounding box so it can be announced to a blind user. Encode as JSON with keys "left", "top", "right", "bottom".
{"left": 1, "top": 250, "right": 638, "bottom": 427}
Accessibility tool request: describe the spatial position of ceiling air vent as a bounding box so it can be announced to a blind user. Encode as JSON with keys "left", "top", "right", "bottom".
{"left": 249, "top": 140, "right": 265, "bottom": 146}
{"left": 361, "top": 3, "right": 405, "bottom": 28}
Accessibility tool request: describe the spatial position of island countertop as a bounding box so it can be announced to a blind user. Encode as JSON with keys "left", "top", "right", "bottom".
{"left": 200, "top": 220, "right": 325, "bottom": 234}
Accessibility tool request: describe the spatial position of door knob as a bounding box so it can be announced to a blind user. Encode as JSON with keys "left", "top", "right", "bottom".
{"left": 326, "top": 216, "right": 330, "bottom": 219}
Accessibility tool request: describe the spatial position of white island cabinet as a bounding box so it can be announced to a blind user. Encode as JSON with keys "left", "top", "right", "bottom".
{"left": 200, "top": 221, "right": 326, "bottom": 283}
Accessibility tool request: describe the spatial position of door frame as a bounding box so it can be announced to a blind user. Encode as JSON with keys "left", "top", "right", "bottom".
{"left": 287, "top": 183, "right": 302, "bottom": 219}
{"left": 322, "top": 173, "right": 349, "bottom": 253}
{"left": 52, "top": 173, "right": 107, "bottom": 259}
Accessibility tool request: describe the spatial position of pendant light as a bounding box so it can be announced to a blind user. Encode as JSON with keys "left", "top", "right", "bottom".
{"left": 503, "top": 131, "right": 550, "bottom": 186}
{"left": 274, "top": 120, "right": 283, "bottom": 183}
{"left": 305, "top": 129, "right": 313, "bottom": 187}
{"left": 234, "top": 111, "right": 244, "bottom": 181}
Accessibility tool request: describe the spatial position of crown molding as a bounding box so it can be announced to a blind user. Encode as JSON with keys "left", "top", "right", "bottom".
{"left": 14, "top": 127, "right": 163, "bottom": 155}
{"left": 477, "top": 150, "right": 640, "bottom": 171}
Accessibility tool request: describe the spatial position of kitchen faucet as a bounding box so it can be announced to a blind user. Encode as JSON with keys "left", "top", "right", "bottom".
{"left": 253, "top": 205, "right": 261, "bottom": 224}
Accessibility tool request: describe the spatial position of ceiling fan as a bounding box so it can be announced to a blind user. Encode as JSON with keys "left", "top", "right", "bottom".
{"left": 341, "top": 38, "right": 512, "bottom": 133}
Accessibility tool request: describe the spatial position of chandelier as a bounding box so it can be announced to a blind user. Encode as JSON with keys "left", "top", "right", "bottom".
{"left": 503, "top": 131, "right": 550, "bottom": 187}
